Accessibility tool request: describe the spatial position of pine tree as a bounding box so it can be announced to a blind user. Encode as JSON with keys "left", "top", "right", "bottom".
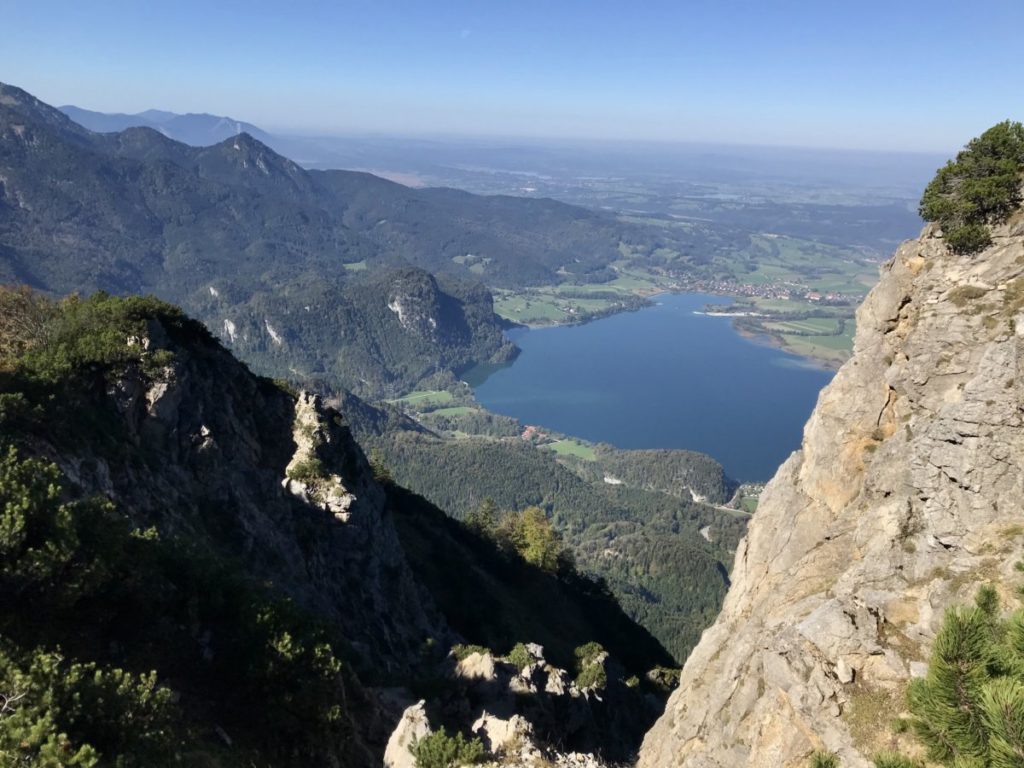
{"left": 980, "top": 678, "right": 1024, "bottom": 768}
{"left": 919, "top": 121, "right": 1024, "bottom": 255}
{"left": 464, "top": 497, "right": 498, "bottom": 536}
{"left": 894, "top": 584, "right": 1024, "bottom": 767}
{"left": 907, "top": 604, "right": 992, "bottom": 763}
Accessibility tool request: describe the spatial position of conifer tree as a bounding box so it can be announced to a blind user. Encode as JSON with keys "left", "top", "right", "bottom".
{"left": 465, "top": 497, "right": 498, "bottom": 535}
{"left": 893, "top": 583, "right": 1024, "bottom": 767}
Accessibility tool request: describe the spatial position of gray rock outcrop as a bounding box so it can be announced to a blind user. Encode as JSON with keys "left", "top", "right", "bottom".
{"left": 384, "top": 702, "right": 431, "bottom": 768}
{"left": 638, "top": 216, "right": 1024, "bottom": 766}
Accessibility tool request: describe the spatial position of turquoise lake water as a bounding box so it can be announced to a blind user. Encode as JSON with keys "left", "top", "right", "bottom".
{"left": 470, "top": 293, "right": 835, "bottom": 482}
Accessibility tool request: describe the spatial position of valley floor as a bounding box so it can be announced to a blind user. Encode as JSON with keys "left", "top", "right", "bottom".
{"left": 490, "top": 234, "right": 879, "bottom": 370}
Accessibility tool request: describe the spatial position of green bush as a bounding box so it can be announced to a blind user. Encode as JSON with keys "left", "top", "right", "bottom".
{"left": 410, "top": 728, "right": 486, "bottom": 768}
{"left": 369, "top": 447, "right": 394, "bottom": 485}
{"left": 464, "top": 498, "right": 498, "bottom": 536}
{"left": 0, "top": 644, "right": 175, "bottom": 767}
{"left": 574, "top": 641, "right": 608, "bottom": 690}
{"left": 646, "top": 665, "right": 682, "bottom": 693}
{"left": 809, "top": 750, "right": 840, "bottom": 768}
{"left": 919, "top": 121, "right": 1024, "bottom": 255}
{"left": 15, "top": 292, "right": 198, "bottom": 383}
{"left": 287, "top": 457, "right": 326, "bottom": 482}
{"left": 493, "top": 505, "right": 573, "bottom": 574}
{"left": 872, "top": 753, "right": 918, "bottom": 768}
{"left": 451, "top": 644, "right": 490, "bottom": 661}
{"left": 0, "top": 285, "right": 57, "bottom": 370}
{"left": 272, "top": 378, "right": 299, "bottom": 397}
{"left": 880, "top": 583, "right": 1024, "bottom": 767}
{"left": 505, "top": 642, "right": 534, "bottom": 671}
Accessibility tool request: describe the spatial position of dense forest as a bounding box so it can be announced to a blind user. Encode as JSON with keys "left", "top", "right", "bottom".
{"left": 358, "top": 424, "right": 748, "bottom": 661}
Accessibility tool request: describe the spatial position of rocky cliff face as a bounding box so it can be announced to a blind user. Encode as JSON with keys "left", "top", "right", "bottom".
{"left": 639, "top": 215, "right": 1024, "bottom": 767}
{"left": 39, "top": 315, "right": 442, "bottom": 677}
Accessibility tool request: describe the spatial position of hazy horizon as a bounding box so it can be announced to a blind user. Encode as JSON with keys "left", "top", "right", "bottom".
{"left": 51, "top": 98, "right": 951, "bottom": 161}
{"left": 3, "top": 0, "right": 1021, "bottom": 154}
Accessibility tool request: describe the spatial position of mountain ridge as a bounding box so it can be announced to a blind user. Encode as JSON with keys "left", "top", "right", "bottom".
{"left": 59, "top": 102, "right": 273, "bottom": 146}
{"left": 0, "top": 289, "right": 674, "bottom": 766}
{"left": 0, "top": 81, "right": 638, "bottom": 396}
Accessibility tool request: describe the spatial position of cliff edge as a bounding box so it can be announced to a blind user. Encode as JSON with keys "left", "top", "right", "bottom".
{"left": 638, "top": 213, "right": 1024, "bottom": 766}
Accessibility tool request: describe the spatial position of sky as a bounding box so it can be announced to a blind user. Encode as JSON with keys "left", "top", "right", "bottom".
{"left": 1, "top": 0, "right": 1021, "bottom": 153}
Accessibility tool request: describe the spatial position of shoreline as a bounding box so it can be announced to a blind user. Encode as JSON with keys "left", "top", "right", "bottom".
{"left": 730, "top": 324, "right": 843, "bottom": 372}
{"left": 498, "top": 286, "right": 850, "bottom": 370}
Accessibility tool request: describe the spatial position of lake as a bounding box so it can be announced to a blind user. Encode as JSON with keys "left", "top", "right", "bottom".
{"left": 469, "top": 293, "right": 835, "bottom": 482}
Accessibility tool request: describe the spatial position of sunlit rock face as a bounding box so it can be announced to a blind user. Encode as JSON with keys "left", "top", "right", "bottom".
{"left": 639, "top": 217, "right": 1024, "bottom": 767}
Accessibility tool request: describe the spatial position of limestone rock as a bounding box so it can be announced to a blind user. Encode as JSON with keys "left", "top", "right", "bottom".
{"left": 472, "top": 711, "right": 534, "bottom": 753}
{"left": 383, "top": 702, "right": 431, "bottom": 768}
{"left": 638, "top": 221, "right": 1024, "bottom": 767}
{"left": 455, "top": 650, "right": 498, "bottom": 682}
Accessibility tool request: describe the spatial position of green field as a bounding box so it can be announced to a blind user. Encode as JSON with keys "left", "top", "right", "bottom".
{"left": 493, "top": 295, "right": 569, "bottom": 324}
{"left": 493, "top": 266, "right": 672, "bottom": 326}
{"left": 736, "top": 234, "right": 879, "bottom": 296}
{"left": 782, "top": 331, "right": 856, "bottom": 360}
{"left": 774, "top": 323, "right": 856, "bottom": 363}
{"left": 764, "top": 317, "right": 842, "bottom": 335}
{"left": 429, "top": 406, "right": 479, "bottom": 417}
{"left": 603, "top": 269, "right": 667, "bottom": 293}
{"left": 546, "top": 439, "right": 597, "bottom": 461}
{"left": 388, "top": 390, "right": 455, "bottom": 409}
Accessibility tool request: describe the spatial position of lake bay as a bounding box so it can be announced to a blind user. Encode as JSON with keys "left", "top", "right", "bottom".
{"left": 470, "top": 293, "right": 835, "bottom": 482}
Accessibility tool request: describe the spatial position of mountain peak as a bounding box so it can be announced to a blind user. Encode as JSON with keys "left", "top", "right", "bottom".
{"left": 199, "top": 130, "right": 306, "bottom": 182}
{"left": 0, "top": 81, "right": 94, "bottom": 145}
{"left": 59, "top": 102, "right": 271, "bottom": 147}
{"left": 227, "top": 130, "right": 264, "bottom": 150}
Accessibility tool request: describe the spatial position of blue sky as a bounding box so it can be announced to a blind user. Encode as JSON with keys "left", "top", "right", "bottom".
{"left": 1, "top": 0, "right": 1021, "bottom": 152}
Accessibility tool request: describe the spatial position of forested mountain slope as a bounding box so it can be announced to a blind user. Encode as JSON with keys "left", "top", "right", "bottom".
{"left": 59, "top": 103, "right": 274, "bottom": 146}
{"left": 349, "top": 401, "right": 746, "bottom": 662}
{"left": 0, "top": 290, "right": 675, "bottom": 766}
{"left": 0, "top": 81, "right": 646, "bottom": 396}
{"left": 2, "top": 82, "right": 627, "bottom": 291}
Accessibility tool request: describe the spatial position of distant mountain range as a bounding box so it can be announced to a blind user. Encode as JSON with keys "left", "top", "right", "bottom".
{"left": 2, "top": 81, "right": 665, "bottom": 395}
{"left": 59, "top": 103, "right": 274, "bottom": 147}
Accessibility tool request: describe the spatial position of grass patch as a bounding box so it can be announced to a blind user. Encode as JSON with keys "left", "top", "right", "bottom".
{"left": 948, "top": 285, "right": 989, "bottom": 307}
{"left": 546, "top": 439, "right": 597, "bottom": 461}
{"left": 428, "top": 406, "right": 479, "bottom": 417}
{"left": 493, "top": 295, "right": 568, "bottom": 324}
{"left": 764, "top": 318, "right": 841, "bottom": 335}
{"left": 843, "top": 683, "right": 906, "bottom": 757}
{"left": 286, "top": 457, "right": 325, "bottom": 482}
{"left": 779, "top": 332, "right": 854, "bottom": 362}
{"left": 389, "top": 390, "right": 455, "bottom": 409}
